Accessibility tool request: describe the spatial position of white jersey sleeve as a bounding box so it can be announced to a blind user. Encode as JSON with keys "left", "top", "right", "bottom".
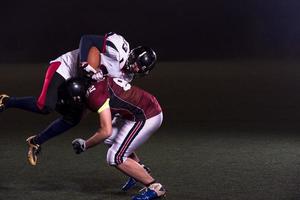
{"left": 100, "top": 53, "right": 122, "bottom": 78}
{"left": 50, "top": 49, "right": 79, "bottom": 80}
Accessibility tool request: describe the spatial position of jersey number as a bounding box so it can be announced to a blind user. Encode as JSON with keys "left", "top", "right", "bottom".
{"left": 113, "top": 78, "right": 131, "bottom": 91}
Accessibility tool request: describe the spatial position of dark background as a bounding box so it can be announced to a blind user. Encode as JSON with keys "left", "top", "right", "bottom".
{"left": 1, "top": 0, "right": 300, "bottom": 62}
{"left": 1, "top": 0, "right": 300, "bottom": 124}
{"left": 2, "top": 2, "right": 300, "bottom": 200}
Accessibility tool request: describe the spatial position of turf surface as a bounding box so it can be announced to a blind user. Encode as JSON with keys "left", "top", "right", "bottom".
{"left": 1, "top": 122, "right": 300, "bottom": 200}
{"left": 2, "top": 62, "right": 300, "bottom": 199}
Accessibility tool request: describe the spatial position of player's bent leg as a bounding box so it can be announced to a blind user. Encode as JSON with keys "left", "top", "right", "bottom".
{"left": 122, "top": 152, "right": 152, "bottom": 191}
{"left": 119, "top": 116, "right": 161, "bottom": 191}
{"left": 115, "top": 158, "right": 155, "bottom": 187}
{"left": 122, "top": 162, "right": 152, "bottom": 191}
{"left": 26, "top": 115, "right": 81, "bottom": 166}
{"left": 0, "top": 94, "right": 9, "bottom": 112}
{"left": 107, "top": 115, "right": 163, "bottom": 193}
{"left": 33, "top": 116, "right": 79, "bottom": 145}
{"left": 26, "top": 135, "right": 41, "bottom": 166}
{"left": 107, "top": 149, "right": 152, "bottom": 191}
{"left": 0, "top": 95, "right": 51, "bottom": 114}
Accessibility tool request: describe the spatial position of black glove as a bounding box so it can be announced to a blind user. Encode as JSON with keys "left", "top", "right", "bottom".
{"left": 72, "top": 138, "right": 86, "bottom": 154}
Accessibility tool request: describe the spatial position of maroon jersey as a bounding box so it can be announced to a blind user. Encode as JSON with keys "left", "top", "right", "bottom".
{"left": 86, "top": 77, "right": 162, "bottom": 121}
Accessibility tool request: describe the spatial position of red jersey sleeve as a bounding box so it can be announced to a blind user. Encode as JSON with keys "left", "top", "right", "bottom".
{"left": 86, "top": 80, "right": 110, "bottom": 112}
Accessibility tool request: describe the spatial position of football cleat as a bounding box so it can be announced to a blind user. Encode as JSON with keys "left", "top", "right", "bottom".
{"left": 122, "top": 177, "right": 137, "bottom": 191}
{"left": 0, "top": 94, "right": 9, "bottom": 112}
{"left": 122, "top": 164, "right": 151, "bottom": 191}
{"left": 26, "top": 135, "right": 41, "bottom": 166}
{"left": 132, "top": 183, "right": 166, "bottom": 200}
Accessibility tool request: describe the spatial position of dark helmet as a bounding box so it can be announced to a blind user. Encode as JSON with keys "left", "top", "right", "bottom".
{"left": 124, "top": 46, "right": 157, "bottom": 76}
{"left": 56, "top": 77, "right": 89, "bottom": 114}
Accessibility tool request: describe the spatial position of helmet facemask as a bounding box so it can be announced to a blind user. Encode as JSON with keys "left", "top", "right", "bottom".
{"left": 123, "top": 46, "right": 157, "bottom": 77}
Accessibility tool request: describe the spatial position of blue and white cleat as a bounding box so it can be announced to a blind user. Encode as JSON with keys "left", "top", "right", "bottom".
{"left": 132, "top": 183, "right": 166, "bottom": 200}
{"left": 122, "top": 177, "right": 137, "bottom": 191}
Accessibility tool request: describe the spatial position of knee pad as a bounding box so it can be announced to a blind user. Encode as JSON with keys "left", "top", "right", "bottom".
{"left": 107, "top": 148, "right": 117, "bottom": 166}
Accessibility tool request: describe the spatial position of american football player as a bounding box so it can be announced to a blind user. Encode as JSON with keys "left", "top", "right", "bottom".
{"left": 72, "top": 76, "right": 166, "bottom": 200}
{"left": 78, "top": 32, "right": 157, "bottom": 82}
{"left": 0, "top": 32, "right": 156, "bottom": 167}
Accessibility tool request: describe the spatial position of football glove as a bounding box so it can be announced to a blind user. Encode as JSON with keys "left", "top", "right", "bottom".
{"left": 82, "top": 63, "right": 97, "bottom": 74}
{"left": 81, "top": 63, "right": 97, "bottom": 78}
{"left": 91, "top": 70, "right": 104, "bottom": 81}
{"left": 72, "top": 138, "right": 86, "bottom": 154}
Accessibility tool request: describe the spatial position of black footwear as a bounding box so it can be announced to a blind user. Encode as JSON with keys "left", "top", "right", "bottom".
{"left": 26, "top": 135, "right": 41, "bottom": 166}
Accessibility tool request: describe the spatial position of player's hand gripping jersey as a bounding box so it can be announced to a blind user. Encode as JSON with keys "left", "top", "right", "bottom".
{"left": 86, "top": 77, "right": 162, "bottom": 121}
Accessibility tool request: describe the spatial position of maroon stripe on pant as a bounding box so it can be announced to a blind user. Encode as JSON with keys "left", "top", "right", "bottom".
{"left": 37, "top": 61, "right": 61, "bottom": 110}
{"left": 115, "top": 121, "right": 144, "bottom": 164}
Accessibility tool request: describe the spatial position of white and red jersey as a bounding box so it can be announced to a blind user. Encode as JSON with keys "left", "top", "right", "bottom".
{"left": 50, "top": 49, "right": 79, "bottom": 80}
{"left": 86, "top": 77, "right": 162, "bottom": 121}
{"left": 49, "top": 47, "right": 132, "bottom": 82}
{"left": 80, "top": 33, "right": 133, "bottom": 82}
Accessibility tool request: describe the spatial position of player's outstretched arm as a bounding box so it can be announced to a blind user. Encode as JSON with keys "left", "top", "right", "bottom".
{"left": 85, "top": 107, "right": 112, "bottom": 149}
{"left": 72, "top": 104, "right": 112, "bottom": 154}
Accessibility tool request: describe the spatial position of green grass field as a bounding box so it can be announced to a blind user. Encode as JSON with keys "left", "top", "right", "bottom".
{"left": 1, "top": 121, "right": 300, "bottom": 200}
{"left": 2, "top": 61, "right": 300, "bottom": 199}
